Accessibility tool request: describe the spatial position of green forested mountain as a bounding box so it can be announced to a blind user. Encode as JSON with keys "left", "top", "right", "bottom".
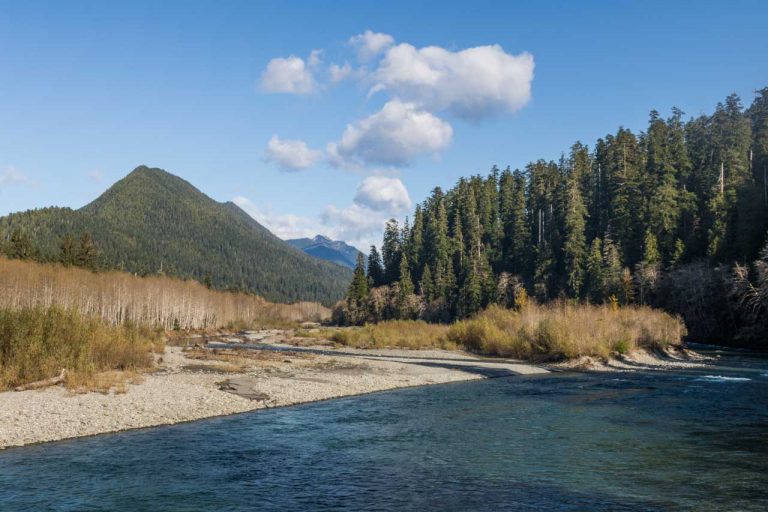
{"left": 0, "top": 166, "right": 351, "bottom": 304}
{"left": 340, "top": 89, "right": 768, "bottom": 347}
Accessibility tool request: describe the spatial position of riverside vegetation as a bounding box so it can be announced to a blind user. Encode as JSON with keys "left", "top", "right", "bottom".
{"left": 0, "top": 257, "right": 330, "bottom": 391}
{"left": 325, "top": 302, "right": 684, "bottom": 360}
{"left": 336, "top": 89, "right": 768, "bottom": 349}
{"left": 0, "top": 306, "right": 161, "bottom": 391}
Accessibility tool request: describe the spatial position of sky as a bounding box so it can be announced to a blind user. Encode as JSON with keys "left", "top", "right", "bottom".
{"left": 1, "top": 0, "right": 767, "bottom": 251}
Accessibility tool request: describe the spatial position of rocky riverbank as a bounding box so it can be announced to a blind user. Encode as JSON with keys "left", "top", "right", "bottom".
{"left": 0, "top": 336, "right": 547, "bottom": 450}
{"left": 0, "top": 328, "right": 712, "bottom": 450}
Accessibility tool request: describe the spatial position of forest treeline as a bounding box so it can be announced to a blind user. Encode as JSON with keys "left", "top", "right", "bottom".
{"left": 337, "top": 89, "right": 768, "bottom": 347}
{"left": 0, "top": 166, "right": 351, "bottom": 305}
{"left": 0, "top": 256, "right": 329, "bottom": 330}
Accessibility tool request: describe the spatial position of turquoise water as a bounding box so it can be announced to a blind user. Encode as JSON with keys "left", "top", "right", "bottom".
{"left": 1, "top": 350, "right": 767, "bottom": 511}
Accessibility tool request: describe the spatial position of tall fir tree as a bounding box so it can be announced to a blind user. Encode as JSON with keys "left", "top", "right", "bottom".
{"left": 381, "top": 219, "right": 402, "bottom": 284}
{"left": 347, "top": 252, "right": 369, "bottom": 304}
{"left": 367, "top": 245, "right": 384, "bottom": 287}
{"left": 563, "top": 166, "right": 588, "bottom": 296}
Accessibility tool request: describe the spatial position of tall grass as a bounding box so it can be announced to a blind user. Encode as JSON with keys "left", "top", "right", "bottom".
{"left": 0, "top": 306, "right": 162, "bottom": 391}
{"left": 325, "top": 303, "right": 685, "bottom": 361}
{"left": 0, "top": 256, "right": 330, "bottom": 329}
{"left": 447, "top": 303, "right": 685, "bottom": 360}
{"left": 325, "top": 320, "right": 452, "bottom": 350}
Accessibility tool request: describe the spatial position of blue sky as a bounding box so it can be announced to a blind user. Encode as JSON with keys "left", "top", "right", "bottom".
{"left": 1, "top": 0, "right": 767, "bottom": 249}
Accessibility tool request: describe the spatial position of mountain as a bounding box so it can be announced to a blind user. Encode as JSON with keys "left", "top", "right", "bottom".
{"left": 286, "top": 235, "right": 363, "bottom": 269}
{"left": 0, "top": 166, "right": 351, "bottom": 305}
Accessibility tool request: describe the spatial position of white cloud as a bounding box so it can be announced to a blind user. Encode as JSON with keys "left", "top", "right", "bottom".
{"left": 235, "top": 195, "right": 389, "bottom": 251}
{"left": 321, "top": 203, "right": 390, "bottom": 249}
{"left": 372, "top": 43, "right": 534, "bottom": 119}
{"left": 87, "top": 169, "right": 104, "bottom": 183}
{"left": 354, "top": 175, "right": 411, "bottom": 213}
{"left": 264, "top": 135, "right": 322, "bottom": 171}
{"left": 0, "top": 166, "right": 29, "bottom": 187}
{"left": 349, "top": 30, "right": 395, "bottom": 62}
{"left": 260, "top": 55, "right": 316, "bottom": 94}
{"left": 308, "top": 49, "right": 323, "bottom": 68}
{"left": 329, "top": 62, "right": 353, "bottom": 83}
{"left": 327, "top": 99, "right": 452, "bottom": 168}
{"left": 233, "top": 174, "right": 410, "bottom": 251}
{"left": 234, "top": 196, "right": 322, "bottom": 240}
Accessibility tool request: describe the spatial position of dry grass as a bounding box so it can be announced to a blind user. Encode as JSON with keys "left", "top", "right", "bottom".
{"left": 182, "top": 347, "right": 254, "bottom": 372}
{"left": 323, "top": 320, "right": 453, "bottom": 350}
{"left": 446, "top": 303, "right": 686, "bottom": 361}
{"left": 0, "top": 306, "right": 162, "bottom": 391}
{"left": 183, "top": 346, "right": 310, "bottom": 366}
{"left": 66, "top": 370, "right": 145, "bottom": 394}
{"left": 320, "top": 303, "right": 685, "bottom": 361}
{"left": 0, "top": 256, "right": 330, "bottom": 330}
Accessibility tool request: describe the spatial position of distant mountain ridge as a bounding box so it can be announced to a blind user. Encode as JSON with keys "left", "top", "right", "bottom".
{"left": 0, "top": 166, "right": 351, "bottom": 305}
{"left": 286, "top": 235, "right": 363, "bottom": 269}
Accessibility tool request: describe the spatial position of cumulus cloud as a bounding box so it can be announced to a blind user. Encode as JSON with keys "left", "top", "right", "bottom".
{"left": 354, "top": 175, "right": 411, "bottom": 213}
{"left": 372, "top": 43, "right": 534, "bottom": 119}
{"left": 234, "top": 174, "right": 411, "bottom": 250}
{"left": 261, "top": 55, "right": 316, "bottom": 94}
{"left": 329, "top": 62, "right": 353, "bottom": 83}
{"left": 264, "top": 135, "right": 322, "bottom": 171}
{"left": 349, "top": 30, "right": 395, "bottom": 62}
{"left": 234, "top": 195, "right": 389, "bottom": 250}
{"left": 321, "top": 203, "right": 388, "bottom": 245}
{"left": 234, "top": 196, "right": 322, "bottom": 240}
{"left": 307, "top": 49, "right": 323, "bottom": 68}
{"left": 0, "top": 166, "right": 29, "bottom": 187}
{"left": 327, "top": 99, "right": 452, "bottom": 168}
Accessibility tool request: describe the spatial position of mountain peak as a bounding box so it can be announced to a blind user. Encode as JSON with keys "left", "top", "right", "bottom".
{"left": 0, "top": 166, "right": 351, "bottom": 304}
{"left": 286, "top": 235, "right": 363, "bottom": 269}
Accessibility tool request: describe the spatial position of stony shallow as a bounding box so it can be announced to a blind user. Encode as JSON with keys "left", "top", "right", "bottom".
{"left": 0, "top": 339, "right": 547, "bottom": 449}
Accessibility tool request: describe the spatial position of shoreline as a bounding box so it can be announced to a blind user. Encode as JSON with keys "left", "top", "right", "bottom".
{"left": 0, "top": 340, "right": 547, "bottom": 450}
{"left": 0, "top": 332, "right": 711, "bottom": 451}
{"left": 0, "top": 375, "right": 484, "bottom": 453}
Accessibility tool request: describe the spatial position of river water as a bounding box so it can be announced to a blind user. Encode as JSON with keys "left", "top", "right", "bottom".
{"left": 1, "top": 348, "right": 767, "bottom": 511}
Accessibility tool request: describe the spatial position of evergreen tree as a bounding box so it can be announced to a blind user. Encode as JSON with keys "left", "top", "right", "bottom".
{"left": 563, "top": 163, "right": 588, "bottom": 296}
{"left": 367, "top": 245, "right": 384, "bottom": 287}
{"left": 347, "top": 252, "right": 369, "bottom": 303}
{"left": 646, "top": 110, "right": 682, "bottom": 263}
{"left": 77, "top": 232, "right": 98, "bottom": 270}
{"left": 423, "top": 188, "right": 451, "bottom": 297}
{"left": 419, "top": 264, "right": 434, "bottom": 302}
{"left": 602, "top": 236, "right": 624, "bottom": 300}
{"left": 586, "top": 237, "right": 604, "bottom": 302}
{"left": 398, "top": 253, "right": 414, "bottom": 297}
{"left": 744, "top": 88, "right": 768, "bottom": 258}
{"left": 408, "top": 205, "right": 425, "bottom": 284}
{"left": 642, "top": 230, "right": 661, "bottom": 266}
{"left": 706, "top": 94, "right": 752, "bottom": 260}
{"left": 7, "top": 229, "right": 35, "bottom": 260}
{"left": 604, "top": 128, "right": 646, "bottom": 266}
{"left": 59, "top": 233, "right": 77, "bottom": 266}
{"left": 636, "top": 230, "right": 661, "bottom": 304}
{"left": 500, "top": 169, "right": 528, "bottom": 275}
{"left": 382, "top": 219, "right": 402, "bottom": 284}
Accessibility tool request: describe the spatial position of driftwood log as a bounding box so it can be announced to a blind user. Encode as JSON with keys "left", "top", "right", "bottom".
{"left": 13, "top": 369, "right": 67, "bottom": 391}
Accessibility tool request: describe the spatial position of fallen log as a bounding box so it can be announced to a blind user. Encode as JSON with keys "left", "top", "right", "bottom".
{"left": 13, "top": 369, "right": 67, "bottom": 392}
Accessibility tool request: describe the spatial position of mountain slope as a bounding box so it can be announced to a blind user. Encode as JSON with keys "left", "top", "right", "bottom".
{"left": 0, "top": 166, "right": 351, "bottom": 304}
{"left": 286, "top": 235, "right": 363, "bottom": 269}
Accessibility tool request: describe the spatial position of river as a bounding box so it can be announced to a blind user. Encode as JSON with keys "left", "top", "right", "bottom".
{"left": 1, "top": 347, "right": 767, "bottom": 511}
